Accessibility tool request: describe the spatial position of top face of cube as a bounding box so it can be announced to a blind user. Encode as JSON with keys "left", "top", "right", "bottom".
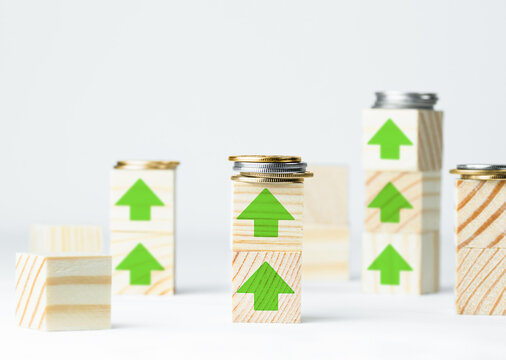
{"left": 363, "top": 109, "right": 443, "bottom": 171}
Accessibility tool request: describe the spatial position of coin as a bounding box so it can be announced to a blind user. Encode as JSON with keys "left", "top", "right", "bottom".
{"left": 115, "top": 160, "right": 180, "bottom": 170}
{"left": 450, "top": 165, "right": 506, "bottom": 180}
{"left": 228, "top": 155, "right": 301, "bottom": 163}
{"left": 231, "top": 175, "right": 303, "bottom": 184}
{"left": 239, "top": 171, "right": 313, "bottom": 179}
{"left": 233, "top": 162, "right": 307, "bottom": 173}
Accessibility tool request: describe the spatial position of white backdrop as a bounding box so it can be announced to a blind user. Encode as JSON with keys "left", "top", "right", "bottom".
{"left": 1, "top": 0, "right": 505, "bottom": 300}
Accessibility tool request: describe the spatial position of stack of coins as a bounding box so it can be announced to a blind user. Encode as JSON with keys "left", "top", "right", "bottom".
{"left": 450, "top": 165, "right": 506, "bottom": 315}
{"left": 229, "top": 155, "right": 312, "bottom": 323}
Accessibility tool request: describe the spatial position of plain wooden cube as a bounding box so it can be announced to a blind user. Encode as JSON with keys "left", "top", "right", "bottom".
{"left": 30, "top": 225, "right": 102, "bottom": 254}
{"left": 15, "top": 254, "right": 111, "bottom": 331}
{"left": 455, "top": 179, "right": 506, "bottom": 250}
{"left": 362, "top": 232, "right": 439, "bottom": 295}
{"left": 232, "top": 182, "right": 303, "bottom": 252}
{"left": 303, "top": 226, "right": 349, "bottom": 280}
{"left": 365, "top": 171, "right": 441, "bottom": 233}
{"left": 456, "top": 248, "right": 506, "bottom": 315}
{"left": 363, "top": 109, "right": 443, "bottom": 171}
{"left": 232, "top": 251, "right": 301, "bottom": 323}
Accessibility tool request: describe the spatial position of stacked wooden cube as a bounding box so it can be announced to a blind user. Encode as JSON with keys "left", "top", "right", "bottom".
{"left": 110, "top": 166, "right": 177, "bottom": 295}
{"left": 362, "top": 109, "right": 443, "bottom": 294}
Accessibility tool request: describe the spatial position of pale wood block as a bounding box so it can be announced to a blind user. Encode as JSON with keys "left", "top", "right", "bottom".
{"left": 111, "top": 231, "right": 174, "bottom": 295}
{"left": 365, "top": 171, "right": 441, "bottom": 233}
{"left": 302, "top": 225, "right": 349, "bottom": 280}
{"left": 455, "top": 179, "right": 506, "bottom": 250}
{"left": 363, "top": 109, "right": 443, "bottom": 171}
{"left": 110, "top": 169, "right": 175, "bottom": 233}
{"left": 362, "top": 232, "right": 439, "bottom": 295}
{"left": 15, "top": 253, "right": 111, "bottom": 331}
{"left": 456, "top": 248, "right": 506, "bottom": 315}
{"left": 232, "top": 182, "right": 303, "bottom": 252}
{"left": 30, "top": 225, "right": 102, "bottom": 254}
{"left": 304, "top": 165, "right": 347, "bottom": 226}
{"left": 232, "top": 251, "right": 301, "bottom": 323}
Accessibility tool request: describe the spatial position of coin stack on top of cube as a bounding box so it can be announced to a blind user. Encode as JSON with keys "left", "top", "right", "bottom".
{"left": 229, "top": 155, "right": 312, "bottom": 323}
{"left": 362, "top": 92, "right": 443, "bottom": 295}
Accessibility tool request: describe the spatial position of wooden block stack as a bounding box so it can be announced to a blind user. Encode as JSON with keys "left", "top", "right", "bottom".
{"left": 303, "top": 165, "right": 349, "bottom": 280}
{"left": 30, "top": 225, "right": 102, "bottom": 254}
{"left": 230, "top": 155, "right": 312, "bottom": 323}
{"left": 362, "top": 93, "right": 443, "bottom": 295}
{"left": 450, "top": 165, "right": 506, "bottom": 315}
{"left": 15, "top": 253, "right": 111, "bottom": 331}
{"left": 110, "top": 160, "right": 179, "bottom": 296}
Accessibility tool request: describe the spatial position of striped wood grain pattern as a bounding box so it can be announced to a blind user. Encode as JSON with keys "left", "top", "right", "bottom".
{"left": 361, "top": 232, "right": 439, "bottom": 295}
{"left": 232, "top": 182, "right": 303, "bottom": 252}
{"left": 456, "top": 248, "right": 506, "bottom": 315}
{"left": 30, "top": 225, "right": 102, "bottom": 254}
{"left": 232, "top": 251, "right": 301, "bottom": 323}
{"left": 365, "top": 171, "right": 441, "bottom": 233}
{"left": 456, "top": 179, "right": 506, "bottom": 249}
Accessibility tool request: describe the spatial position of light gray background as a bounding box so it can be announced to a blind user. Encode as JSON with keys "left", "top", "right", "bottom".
{"left": 1, "top": 0, "right": 505, "bottom": 291}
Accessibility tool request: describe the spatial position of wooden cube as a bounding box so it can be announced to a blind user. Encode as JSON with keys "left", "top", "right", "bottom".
{"left": 363, "top": 109, "right": 443, "bottom": 171}
{"left": 15, "top": 254, "right": 111, "bottom": 331}
{"left": 365, "top": 171, "right": 441, "bottom": 233}
{"left": 362, "top": 232, "right": 439, "bottom": 295}
{"left": 303, "top": 226, "right": 349, "bottom": 280}
{"left": 456, "top": 248, "right": 506, "bottom": 315}
{"left": 111, "top": 168, "right": 175, "bottom": 295}
{"left": 455, "top": 179, "right": 506, "bottom": 250}
{"left": 30, "top": 225, "right": 102, "bottom": 254}
{"left": 232, "top": 251, "right": 301, "bottom": 323}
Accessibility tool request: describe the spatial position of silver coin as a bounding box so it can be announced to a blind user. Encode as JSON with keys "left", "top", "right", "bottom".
{"left": 372, "top": 91, "right": 438, "bottom": 110}
{"left": 457, "top": 164, "right": 506, "bottom": 171}
{"left": 233, "top": 162, "right": 307, "bottom": 173}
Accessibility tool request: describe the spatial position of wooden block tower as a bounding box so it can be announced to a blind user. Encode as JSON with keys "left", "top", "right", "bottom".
{"left": 450, "top": 165, "right": 506, "bottom": 315}
{"left": 110, "top": 160, "right": 179, "bottom": 295}
{"left": 229, "top": 155, "right": 313, "bottom": 323}
{"left": 362, "top": 92, "right": 443, "bottom": 294}
{"left": 303, "top": 165, "right": 350, "bottom": 280}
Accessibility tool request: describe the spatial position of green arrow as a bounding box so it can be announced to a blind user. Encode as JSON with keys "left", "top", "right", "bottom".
{"left": 368, "top": 244, "right": 412, "bottom": 285}
{"left": 116, "top": 243, "right": 164, "bottom": 285}
{"left": 368, "top": 118, "right": 413, "bottom": 159}
{"left": 237, "top": 261, "right": 294, "bottom": 311}
{"left": 237, "top": 188, "right": 294, "bottom": 237}
{"left": 368, "top": 182, "right": 413, "bottom": 223}
{"left": 115, "top": 178, "right": 164, "bottom": 221}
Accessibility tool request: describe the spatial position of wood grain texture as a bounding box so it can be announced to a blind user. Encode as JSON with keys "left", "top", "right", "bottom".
{"left": 304, "top": 165, "right": 347, "bottom": 226}
{"left": 363, "top": 109, "right": 443, "bottom": 171}
{"left": 456, "top": 179, "right": 506, "bottom": 249}
{"left": 15, "top": 253, "right": 111, "bottom": 331}
{"left": 365, "top": 171, "right": 441, "bottom": 233}
{"left": 303, "top": 226, "right": 349, "bottom": 280}
{"left": 232, "top": 182, "right": 303, "bottom": 252}
{"left": 30, "top": 225, "right": 102, "bottom": 254}
{"left": 111, "top": 231, "right": 174, "bottom": 295}
{"left": 110, "top": 169, "right": 175, "bottom": 233}
{"left": 456, "top": 248, "right": 506, "bottom": 315}
{"left": 232, "top": 251, "right": 301, "bottom": 323}
{"left": 362, "top": 232, "right": 439, "bottom": 295}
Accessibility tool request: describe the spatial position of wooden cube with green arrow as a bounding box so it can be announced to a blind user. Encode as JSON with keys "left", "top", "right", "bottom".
{"left": 362, "top": 231, "right": 439, "bottom": 294}
{"left": 363, "top": 109, "right": 443, "bottom": 171}
{"left": 365, "top": 171, "right": 441, "bottom": 233}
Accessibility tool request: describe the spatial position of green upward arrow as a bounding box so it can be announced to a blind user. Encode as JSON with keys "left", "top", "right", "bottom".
{"left": 237, "top": 261, "right": 294, "bottom": 311}
{"left": 368, "top": 244, "right": 412, "bottom": 285}
{"left": 116, "top": 243, "right": 164, "bottom": 285}
{"left": 368, "top": 182, "right": 413, "bottom": 223}
{"left": 237, "top": 188, "right": 294, "bottom": 237}
{"left": 115, "top": 178, "right": 164, "bottom": 221}
{"left": 368, "top": 118, "right": 413, "bottom": 159}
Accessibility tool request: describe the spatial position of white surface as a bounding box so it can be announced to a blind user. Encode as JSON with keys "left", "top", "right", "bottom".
{"left": 3, "top": 279, "right": 506, "bottom": 359}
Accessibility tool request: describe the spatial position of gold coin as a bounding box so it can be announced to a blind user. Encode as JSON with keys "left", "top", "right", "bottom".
{"left": 239, "top": 171, "right": 314, "bottom": 179}
{"left": 231, "top": 175, "right": 303, "bottom": 184}
{"left": 228, "top": 155, "right": 301, "bottom": 163}
{"left": 115, "top": 160, "right": 180, "bottom": 170}
{"left": 449, "top": 168, "right": 506, "bottom": 180}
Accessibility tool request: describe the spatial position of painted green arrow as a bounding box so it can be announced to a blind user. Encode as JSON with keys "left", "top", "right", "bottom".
{"left": 368, "top": 118, "right": 413, "bottom": 159}
{"left": 368, "top": 244, "right": 412, "bottom": 285}
{"left": 237, "top": 261, "right": 294, "bottom": 311}
{"left": 116, "top": 243, "right": 164, "bottom": 285}
{"left": 237, "top": 188, "right": 294, "bottom": 237}
{"left": 115, "top": 178, "right": 164, "bottom": 221}
{"left": 368, "top": 182, "right": 413, "bottom": 223}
